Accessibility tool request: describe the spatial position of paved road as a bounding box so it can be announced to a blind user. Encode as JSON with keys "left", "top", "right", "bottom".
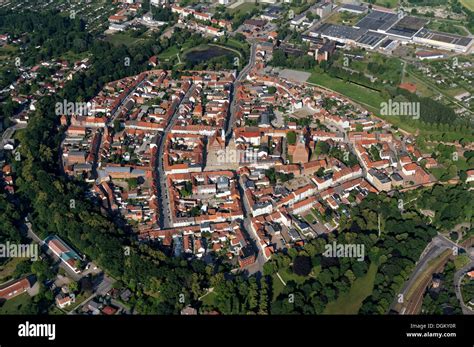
{"left": 1, "top": 122, "right": 26, "bottom": 145}
{"left": 391, "top": 235, "right": 468, "bottom": 314}
{"left": 454, "top": 261, "right": 474, "bottom": 314}
{"left": 109, "top": 76, "right": 147, "bottom": 124}
{"left": 237, "top": 176, "right": 267, "bottom": 275}
{"left": 225, "top": 42, "right": 257, "bottom": 141}
{"left": 391, "top": 236, "right": 453, "bottom": 314}
{"left": 156, "top": 83, "right": 195, "bottom": 229}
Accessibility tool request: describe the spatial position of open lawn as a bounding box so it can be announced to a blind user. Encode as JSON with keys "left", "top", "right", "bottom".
{"left": 105, "top": 32, "right": 147, "bottom": 47}
{"left": 0, "top": 258, "right": 23, "bottom": 282}
{"left": 303, "top": 213, "right": 315, "bottom": 224}
{"left": 158, "top": 45, "right": 180, "bottom": 60}
{"left": 272, "top": 273, "right": 286, "bottom": 301}
{"left": 324, "top": 262, "right": 378, "bottom": 314}
{"left": 272, "top": 265, "right": 321, "bottom": 300}
{"left": 326, "top": 11, "right": 364, "bottom": 26}
{"left": 200, "top": 290, "right": 217, "bottom": 307}
{"left": 0, "top": 293, "right": 32, "bottom": 314}
{"left": 279, "top": 267, "right": 307, "bottom": 285}
{"left": 461, "top": 0, "right": 474, "bottom": 11}
{"left": 307, "top": 66, "right": 473, "bottom": 142}
{"left": 454, "top": 254, "right": 471, "bottom": 270}
{"left": 228, "top": 2, "right": 259, "bottom": 15}
{"left": 401, "top": 74, "right": 435, "bottom": 98}
{"left": 427, "top": 20, "right": 469, "bottom": 36}
{"left": 308, "top": 71, "right": 384, "bottom": 112}
{"left": 374, "top": 0, "right": 398, "bottom": 8}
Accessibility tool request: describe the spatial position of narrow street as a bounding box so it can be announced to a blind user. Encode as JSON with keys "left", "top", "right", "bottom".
{"left": 156, "top": 83, "right": 196, "bottom": 228}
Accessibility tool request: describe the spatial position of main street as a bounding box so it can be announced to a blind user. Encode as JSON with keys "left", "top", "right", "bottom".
{"left": 237, "top": 175, "right": 267, "bottom": 275}
{"left": 156, "top": 83, "right": 196, "bottom": 229}
{"left": 225, "top": 42, "right": 257, "bottom": 141}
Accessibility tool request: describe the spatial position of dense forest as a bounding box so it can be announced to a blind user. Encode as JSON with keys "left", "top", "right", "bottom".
{"left": 0, "top": 10, "right": 93, "bottom": 67}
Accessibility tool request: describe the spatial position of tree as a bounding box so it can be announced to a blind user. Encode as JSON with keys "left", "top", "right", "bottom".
{"left": 267, "top": 86, "right": 277, "bottom": 95}
{"left": 314, "top": 141, "right": 330, "bottom": 155}
{"left": 287, "top": 131, "right": 297, "bottom": 145}
{"left": 68, "top": 281, "right": 79, "bottom": 293}
{"left": 259, "top": 278, "right": 269, "bottom": 314}
{"left": 292, "top": 256, "right": 312, "bottom": 276}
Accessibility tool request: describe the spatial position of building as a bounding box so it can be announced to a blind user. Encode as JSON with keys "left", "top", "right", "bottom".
{"left": 315, "top": 40, "right": 336, "bottom": 62}
{"left": 367, "top": 169, "right": 392, "bottom": 192}
{"left": 338, "top": 4, "right": 367, "bottom": 15}
{"left": 0, "top": 277, "right": 32, "bottom": 300}
{"left": 181, "top": 306, "right": 198, "bottom": 315}
{"left": 415, "top": 50, "right": 445, "bottom": 60}
{"left": 56, "top": 293, "right": 75, "bottom": 308}
{"left": 292, "top": 135, "right": 309, "bottom": 164}
{"left": 238, "top": 245, "right": 256, "bottom": 268}
{"left": 466, "top": 170, "right": 474, "bottom": 183}
{"left": 314, "top": 2, "right": 333, "bottom": 19}
{"left": 414, "top": 29, "right": 473, "bottom": 53}
{"left": 44, "top": 235, "right": 82, "bottom": 274}
{"left": 310, "top": 23, "right": 366, "bottom": 45}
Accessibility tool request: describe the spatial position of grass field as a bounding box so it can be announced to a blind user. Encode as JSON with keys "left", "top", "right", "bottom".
{"left": 228, "top": 2, "right": 259, "bottom": 15}
{"left": 200, "top": 290, "right": 217, "bottom": 307}
{"left": 427, "top": 20, "right": 469, "bottom": 36}
{"left": 401, "top": 74, "right": 435, "bottom": 98}
{"left": 0, "top": 258, "right": 23, "bottom": 282}
{"left": 219, "top": 38, "right": 249, "bottom": 54}
{"left": 303, "top": 213, "right": 315, "bottom": 224}
{"left": 374, "top": 0, "right": 398, "bottom": 8}
{"left": 461, "top": 0, "right": 474, "bottom": 11}
{"left": 454, "top": 254, "right": 471, "bottom": 270}
{"left": 158, "top": 45, "right": 180, "bottom": 60}
{"left": 308, "top": 71, "right": 384, "bottom": 112}
{"left": 105, "top": 32, "right": 147, "bottom": 47}
{"left": 0, "top": 293, "right": 32, "bottom": 314}
{"left": 324, "top": 262, "right": 378, "bottom": 314}
{"left": 326, "top": 11, "right": 364, "bottom": 26}
{"left": 308, "top": 70, "right": 474, "bottom": 142}
{"left": 272, "top": 265, "right": 321, "bottom": 300}
{"left": 272, "top": 274, "right": 286, "bottom": 301}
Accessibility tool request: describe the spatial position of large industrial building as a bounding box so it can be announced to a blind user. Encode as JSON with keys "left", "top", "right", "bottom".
{"left": 310, "top": 7, "right": 473, "bottom": 53}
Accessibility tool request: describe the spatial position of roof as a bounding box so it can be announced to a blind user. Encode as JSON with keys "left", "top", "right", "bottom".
{"left": 340, "top": 4, "right": 367, "bottom": 12}
{"left": 356, "top": 31, "right": 386, "bottom": 47}
{"left": 312, "top": 23, "right": 366, "bottom": 41}
{"left": 369, "top": 169, "right": 390, "bottom": 183}
{"left": 354, "top": 10, "right": 399, "bottom": 31}
{"left": 386, "top": 16, "right": 428, "bottom": 38}
{"left": 0, "top": 278, "right": 31, "bottom": 299}
{"left": 415, "top": 28, "right": 473, "bottom": 47}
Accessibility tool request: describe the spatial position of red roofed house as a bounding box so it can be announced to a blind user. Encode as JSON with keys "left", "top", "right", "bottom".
{"left": 0, "top": 277, "right": 32, "bottom": 300}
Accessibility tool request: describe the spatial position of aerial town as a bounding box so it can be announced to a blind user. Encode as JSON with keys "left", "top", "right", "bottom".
{"left": 0, "top": 0, "right": 473, "bottom": 342}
